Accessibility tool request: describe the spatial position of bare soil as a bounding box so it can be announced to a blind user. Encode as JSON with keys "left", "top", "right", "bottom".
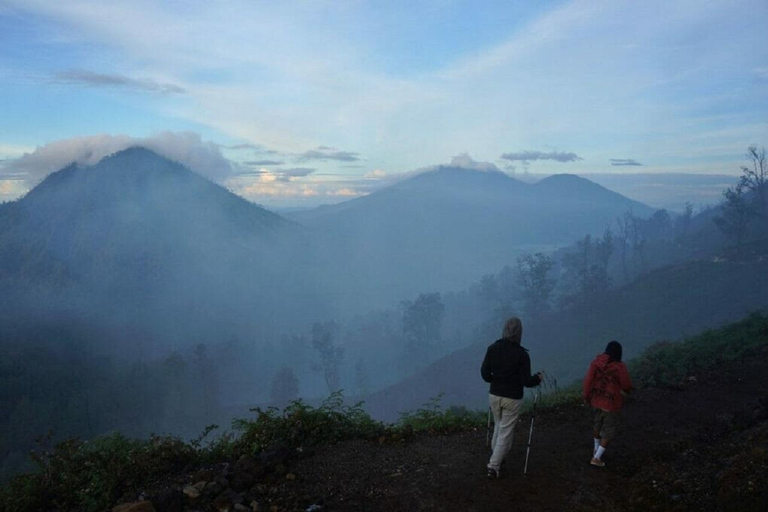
{"left": 266, "top": 347, "right": 768, "bottom": 512}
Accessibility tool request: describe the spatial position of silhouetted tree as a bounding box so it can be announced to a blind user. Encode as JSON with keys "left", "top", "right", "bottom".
{"left": 674, "top": 202, "right": 694, "bottom": 241}
{"left": 644, "top": 209, "right": 672, "bottom": 241}
{"left": 311, "top": 321, "right": 344, "bottom": 394}
{"left": 561, "top": 229, "right": 614, "bottom": 307}
{"left": 269, "top": 367, "right": 299, "bottom": 406}
{"left": 739, "top": 145, "right": 767, "bottom": 223}
{"left": 354, "top": 358, "right": 370, "bottom": 396}
{"left": 714, "top": 186, "right": 755, "bottom": 247}
{"left": 193, "top": 343, "right": 218, "bottom": 418}
{"left": 616, "top": 212, "right": 632, "bottom": 283}
{"left": 401, "top": 292, "right": 445, "bottom": 369}
{"left": 516, "top": 252, "right": 555, "bottom": 320}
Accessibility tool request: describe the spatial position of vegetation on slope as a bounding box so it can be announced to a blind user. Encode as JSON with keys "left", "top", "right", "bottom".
{"left": 2, "top": 312, "right": 766, "bottom": 512}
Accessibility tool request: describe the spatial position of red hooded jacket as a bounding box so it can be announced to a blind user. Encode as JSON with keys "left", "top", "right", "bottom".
{"left": 583, "top": 353, "right": 633, "bottom": 412}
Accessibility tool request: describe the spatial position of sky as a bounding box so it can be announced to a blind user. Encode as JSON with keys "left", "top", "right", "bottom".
{"left": 1, "top": 0, "right": 767, "bottom": 208}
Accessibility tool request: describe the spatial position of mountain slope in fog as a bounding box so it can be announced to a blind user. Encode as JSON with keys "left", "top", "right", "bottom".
{"left": 0, "top": 147, "right": 316, "bottom": 353}
{"left": 363, "top": 254, "right": 768, "bottom": 420}
{"left": 290, "top": 166, "right": 654, "bottom": 309}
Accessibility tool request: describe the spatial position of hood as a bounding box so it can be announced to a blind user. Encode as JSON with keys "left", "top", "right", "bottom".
{"left": 594, "top": 353, "right": 613, "bottom": 369}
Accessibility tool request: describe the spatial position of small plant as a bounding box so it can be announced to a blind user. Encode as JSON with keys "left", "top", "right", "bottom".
{"left": 231, "top": 391, "right": 384, "bottom": 455}
{"left": 0, "top": 432, "right": 196, "bottom": 512}
{"left": 397, "top": 394, "right": 486, "bottom": 433}
{"left": 630, "top": 311, "right": 768, "bottom": 388}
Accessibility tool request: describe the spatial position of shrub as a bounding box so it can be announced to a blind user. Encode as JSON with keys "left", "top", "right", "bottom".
{"left": 630, "top": 311, "right": 768, "bottom": 388}
{"left": 231, "top": 391, "right": 384, "bottom": 455}
{"left": 397, "top": 394, "right": 486, "bottom": 433}
{"left": 0, "top": 432, "right": 196, "bottom": 512}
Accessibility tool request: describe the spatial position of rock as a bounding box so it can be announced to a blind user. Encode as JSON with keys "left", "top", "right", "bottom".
{"left": 193, "top": 481, "right": 207, "bottom": 491}
{"left": 235, "top": 455, "right": 266, "bottom": 476}
{"left": 214, "top": 489, "right": 245, "bottom": 510}
{"left": 183, "top": 485, "right": 201, "bottom": 500}
{"left": 148, "top": 489, "right": 184, "bottom": 512}
{"left": 113, "top": 502, "right": 157, "bottom": 512}
{"left": 215, "top": 474, "right": 231, "bottom": 488}
{"left": 230, "top": 472, "right": 256, "bottom": 492}
{"left": 193, "top": 469, "right": 214, "bottom": 482}
{"left": 250, "top": 500, "right": 261, "bottom": 511}
{"left": 205, "top": 481, "right": 224, "bottom": 496}
{"left": 285, "top": 473, "right": 296, "bottom": 481}
{"left": 234, "top": 505, "right": 250, "bottom": 512}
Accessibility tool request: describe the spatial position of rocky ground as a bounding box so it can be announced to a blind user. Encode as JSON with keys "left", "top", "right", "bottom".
{"left": 115, "top": 346, "right": 768, "bottom": 512}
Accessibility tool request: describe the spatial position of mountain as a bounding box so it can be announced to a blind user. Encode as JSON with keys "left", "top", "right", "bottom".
{"left": 363, "top": 256, "right": 768, "bottom": 420}
{"left": 290, "top": 166, "right": 655, "bottom": 310}
{"left": 0, "top": 147, "right": 319, "bottom": 355}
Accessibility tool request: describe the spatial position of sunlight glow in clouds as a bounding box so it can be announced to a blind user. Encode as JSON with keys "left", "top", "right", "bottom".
{"left": 1, "top": 0, "right": 767, "bottom": 206}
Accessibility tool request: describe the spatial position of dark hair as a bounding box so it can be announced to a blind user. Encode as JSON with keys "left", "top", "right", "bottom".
{"left": 605, "top": 340, "right": 622, "bottom": 362}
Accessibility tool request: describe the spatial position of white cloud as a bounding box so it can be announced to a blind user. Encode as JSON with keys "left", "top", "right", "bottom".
{"left": 449, "top": 154, "right": 500, "bottom": 172}
{"left": 3, "top": 132, "right": 233, "bottom": 185}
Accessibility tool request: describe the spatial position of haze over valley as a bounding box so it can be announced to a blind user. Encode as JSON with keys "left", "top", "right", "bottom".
{"left": 1, "top": 3, "right": 767, "bottom": 507}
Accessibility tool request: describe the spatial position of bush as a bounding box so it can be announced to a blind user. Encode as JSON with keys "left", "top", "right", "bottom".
{"left": 397, "top": 394, "right": 486, "bottom": 434}
{"left": 231, "top": 391, "right": 384, "bottom": 455}
{"left": 0, "top": 432, "right": 196, "bottom": 512}
{"left": 630, "top": 311, "right": 768, "bottom": 388}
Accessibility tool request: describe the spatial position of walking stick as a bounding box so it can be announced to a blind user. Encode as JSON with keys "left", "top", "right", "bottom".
{"left": 523, "top": 389, "right": 540, "bottom": 475}
{"left": 486, "top": 407, "right": 492, "bottom": 447}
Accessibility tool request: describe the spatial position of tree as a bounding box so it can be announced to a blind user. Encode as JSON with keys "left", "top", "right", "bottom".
{"left": 561, "top": 229, "right": 614, "bottom": 306}
{"left": 269, "top": 367, "right": 299, "bottom": 406}
{"left": 311, "top": 321, "right": 344, "bottom": 394}
{"left": 478, "top": 265, "right": 517, "bottom": 322}
{"left": 193, "top": 343, "right": 218, "bottom": 418}
{"left": 644, "top": 209, "right": 672, "bottom": 241}
{"left": 354, "top": 358, "right": 370, "bottom": 396}
{"left": 739, "top": 145, "right": 767, "bottom": 223}
{"left": 401, "top": 292, "right": 445, "bottom": 368}
{"left": 674, "top": 202, "right": 694, "bottom": 241}
{"left": 516, "top": 252, "right": 555, "bottom": 320}
{"left": 714, "top": 186, "right": 755, "bottom": 247}
{"left": 616, "top": 212, "right": 632, "bottom": 283}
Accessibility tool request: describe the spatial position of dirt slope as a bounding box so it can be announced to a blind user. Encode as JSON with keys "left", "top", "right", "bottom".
{"left": 270, "top": 346, "right": 768, "bottom": 511}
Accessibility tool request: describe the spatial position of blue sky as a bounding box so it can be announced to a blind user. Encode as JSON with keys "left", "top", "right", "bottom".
{"left": 1, "top": 0, "right": 767, "bottom": 207}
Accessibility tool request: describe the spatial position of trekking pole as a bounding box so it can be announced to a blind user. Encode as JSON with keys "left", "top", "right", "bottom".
{"left": 523, "top": 389, "right": 540, "bottom": 475}
{"left": 485, "top": 407, "right": 492, "bottom": 448}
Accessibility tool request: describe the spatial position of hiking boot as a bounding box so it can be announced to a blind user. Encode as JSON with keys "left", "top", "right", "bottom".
{"left": 590, "top": 457, "right": 605, "bottom": 468}
{"left": 487, "top": 467, "right": 500, "bottom": 479}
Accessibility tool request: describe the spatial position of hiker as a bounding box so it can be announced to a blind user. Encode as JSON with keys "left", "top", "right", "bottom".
{"left": 480, "top": 317, "right": 543, "bottom": 479}
{"left": 583, "top": 340, "right": 633, "bottom": 468}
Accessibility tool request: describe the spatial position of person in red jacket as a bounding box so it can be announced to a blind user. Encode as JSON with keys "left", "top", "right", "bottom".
{"left": 583, "top": 340, "right": 633, "bottom": 467}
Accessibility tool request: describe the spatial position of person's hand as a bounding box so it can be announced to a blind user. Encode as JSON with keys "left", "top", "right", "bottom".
{"left": 536, "top": 371, "right": 545, "bottom": 380}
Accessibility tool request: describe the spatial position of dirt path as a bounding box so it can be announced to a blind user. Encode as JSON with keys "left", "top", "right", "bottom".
{"left": 273, "top": 347, "right": 768, "bottom": 511}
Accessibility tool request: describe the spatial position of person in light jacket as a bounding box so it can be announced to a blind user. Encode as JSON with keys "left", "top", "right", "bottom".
{"left": 583, "top": 340, "right": 633, "bottom": 467}
{"left": 481, "top": 317, "right": 543, "bottom": 479}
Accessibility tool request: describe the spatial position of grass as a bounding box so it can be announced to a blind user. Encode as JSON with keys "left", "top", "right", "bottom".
{"left": 629, "top": 311, "right": 768, "bottom": 388}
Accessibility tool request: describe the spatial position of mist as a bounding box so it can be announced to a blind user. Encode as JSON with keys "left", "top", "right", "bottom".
{"left": 1, "top": 144, "right": 767, "bottom": 480}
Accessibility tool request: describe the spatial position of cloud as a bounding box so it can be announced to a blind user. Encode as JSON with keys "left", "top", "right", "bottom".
{"left": 221, "top": 143, "right": 260, "bottom": 150}
{"left": 281, "top": 167, "right": 316, "bottom": 179}
{"left": 296, "top": 147, "right": 361, "bottom": 163}
{"left": 0, "top": 179, "right": 27, "bottom": 201}
{"left": 500, "top": 150, "right": 582, "bottom": 163}
{"left": 3, "top": 132, "right": 233, "bottom": 185}
{"left": 365, "top": 169, "right": 387, "bottom": 179}
{"left": 450, "top": 154, "right": 500, "bottom": 172}
{"left": 236, "top": 167, "right": 316, "bottom": 183}
{"left": 610, "top": 158, "right": 643, "bottom": 166}
{"left": 52, "top": 69, "right": 186, "bottom": 94}
{"left": 328, "top": 188, "right": 364, "bottom": 197}
{"left": 244, "top": 160, "right": 284, "bottom": 166}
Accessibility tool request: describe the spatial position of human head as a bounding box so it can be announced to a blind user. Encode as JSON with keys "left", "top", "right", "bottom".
{"left": 605, "top": 340, "right": 623, "bottom": 362}
{"left": 502, "top": 317, "right": 523, "bottom": 344}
